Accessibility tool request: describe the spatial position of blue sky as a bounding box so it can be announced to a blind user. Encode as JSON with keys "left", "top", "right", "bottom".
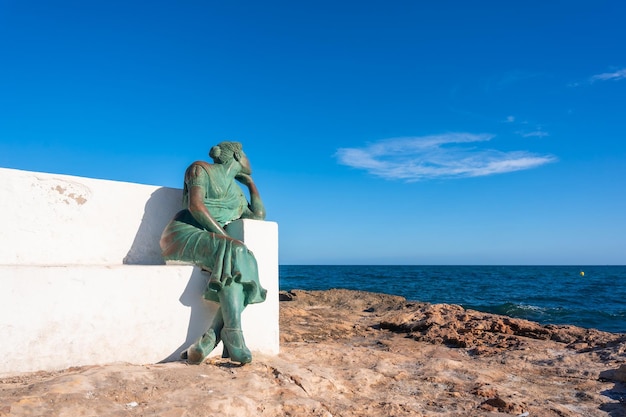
{"left": 1, "top": 1, "right": 625, "bottom": 265}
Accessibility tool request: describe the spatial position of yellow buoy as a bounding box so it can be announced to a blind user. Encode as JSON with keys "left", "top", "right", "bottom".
{"left": 580, "top": 271, "right": 585, "bottom": 277}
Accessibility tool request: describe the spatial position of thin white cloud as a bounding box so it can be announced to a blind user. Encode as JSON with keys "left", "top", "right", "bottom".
{"left": 335, "top": 133, "right": 557, "bottom": 182}
{"left": 517, "top": 130, "right": 550, "bottom": 138}
{"left": 590, "top": 68, "right": 626, "bottom": 82}
{"left": 505, "top": 115, "right": 515, "bottom": 123}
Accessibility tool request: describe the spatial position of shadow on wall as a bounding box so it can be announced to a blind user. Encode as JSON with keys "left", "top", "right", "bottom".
{"left": 123, "top": 186, "right": 217, "bottom": 363}
{"left": 124, "top": 187, "right": 182, "bottom": 265}
{"left": 160, "top": 268, "right": 218, "bottom": 363}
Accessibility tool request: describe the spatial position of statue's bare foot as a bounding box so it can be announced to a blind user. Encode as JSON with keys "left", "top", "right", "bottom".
{"left": 221, "top": 327, "right": 252, "bottom": 364}
{"left": 185, "top": 345, "right": 206, "bottom": 365}
{"left": 182, "top": 329, "right": 220, "bottom": 365}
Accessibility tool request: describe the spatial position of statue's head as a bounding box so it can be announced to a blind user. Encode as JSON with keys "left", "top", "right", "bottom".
{"left": 209, "top": 141, "right": 251, "bottom": 174}
{"left": 209, "top": 141, "right": 243, "bottom": 165}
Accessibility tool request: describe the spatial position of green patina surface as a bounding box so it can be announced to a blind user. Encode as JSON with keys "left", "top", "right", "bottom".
{"left": 160, "top": 141, "right": 266, "bottom": 364}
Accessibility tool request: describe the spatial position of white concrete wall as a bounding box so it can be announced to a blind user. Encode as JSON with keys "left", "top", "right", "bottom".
{"left": 0, "top": 167, "right": 180, "bottom": 265}
{"left": 0, "top": 168, "right": 279, "bottom": 376}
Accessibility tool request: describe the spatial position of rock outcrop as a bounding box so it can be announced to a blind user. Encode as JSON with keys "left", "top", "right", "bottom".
{"left": 1, "top": 289, "right": 625, "bottom": 416}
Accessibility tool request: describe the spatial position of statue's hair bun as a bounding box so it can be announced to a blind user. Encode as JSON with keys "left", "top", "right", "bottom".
{"left": 209, "top": 146, "right": 221, "bottom": 160}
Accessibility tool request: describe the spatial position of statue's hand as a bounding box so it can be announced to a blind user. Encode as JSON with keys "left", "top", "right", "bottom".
{"left": 235, "top": 173, "right": 254, "bottom": 187}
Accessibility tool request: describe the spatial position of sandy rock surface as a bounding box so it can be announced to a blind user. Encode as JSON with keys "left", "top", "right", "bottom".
{"left": 1, "top": 289, "right": 625, "bottom": 416}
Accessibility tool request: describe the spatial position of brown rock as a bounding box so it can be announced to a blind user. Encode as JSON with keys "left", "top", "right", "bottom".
{"left": 1, "top": 289, "right": 624, "bottom": 417}
{"left": 615, "top": 364, "right": 626, "bottom": 382}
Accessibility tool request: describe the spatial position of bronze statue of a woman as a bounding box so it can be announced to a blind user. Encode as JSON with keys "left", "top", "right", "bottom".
{"left": 160, "top": 141, "right": 266, "bottom": 364}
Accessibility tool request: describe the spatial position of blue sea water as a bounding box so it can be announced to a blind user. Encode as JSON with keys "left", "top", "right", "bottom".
{"left": 279, "top": 265, "right": 626, "bottom": 334}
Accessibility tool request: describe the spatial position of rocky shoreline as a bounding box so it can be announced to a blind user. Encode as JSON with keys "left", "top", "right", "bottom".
{"left": 2, "top": 289, "right": 625, "bottom": 416}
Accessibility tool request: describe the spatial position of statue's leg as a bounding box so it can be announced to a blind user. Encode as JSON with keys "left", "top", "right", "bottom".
{"left": 219, "top": 281, "right": 252, "bottom": 364}
{"left": 183, "top": 309, "right": 224, "bottom": 364}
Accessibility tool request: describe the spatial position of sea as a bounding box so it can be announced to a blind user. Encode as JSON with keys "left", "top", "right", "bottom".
{"left": 279, "top": 265, "right": 626, "bottom": 334}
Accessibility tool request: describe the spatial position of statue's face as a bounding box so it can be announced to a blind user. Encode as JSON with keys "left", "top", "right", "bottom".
{"left": 238, "top": 151, "right": 252, "bottom": 175}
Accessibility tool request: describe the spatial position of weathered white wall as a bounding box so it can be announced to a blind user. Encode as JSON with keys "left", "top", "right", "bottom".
{"left": 0, "top": 265, "right": 212, "bottom": 374}
{"left": 0, "top": 168, "right": 279, "bottom": 376}
{"left": 0, "top": 167, "right": 180, "bottom": 265}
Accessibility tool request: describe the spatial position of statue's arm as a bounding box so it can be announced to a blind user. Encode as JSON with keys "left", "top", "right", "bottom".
{"left": 184, "top": 163, "right": 229, "bottom": 236}
{"left": 187, "top": 185, "right": 229, "bottom": 236}
{"left": 236, "top": 173, "right": 266, "bottom": 220}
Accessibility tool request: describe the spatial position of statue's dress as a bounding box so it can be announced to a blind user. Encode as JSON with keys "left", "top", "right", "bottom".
{"left": 160, "top": 161, "right": 266, "bottom": 306}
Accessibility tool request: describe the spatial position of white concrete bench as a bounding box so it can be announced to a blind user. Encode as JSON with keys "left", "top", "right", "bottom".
{"left": 0, "top": 167, "right": 278, "bottom": 376}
